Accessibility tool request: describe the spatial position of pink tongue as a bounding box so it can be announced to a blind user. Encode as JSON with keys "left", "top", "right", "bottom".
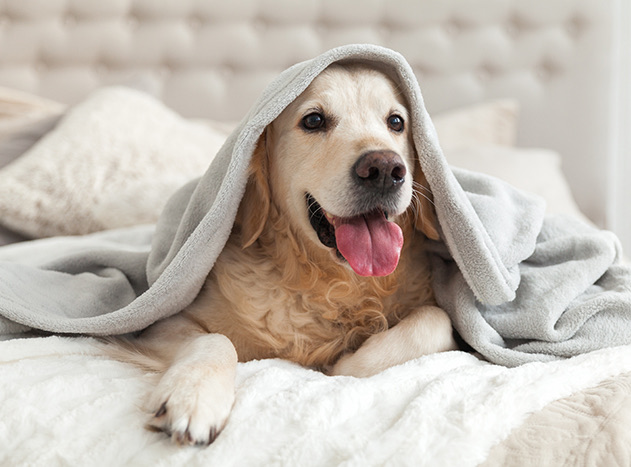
{"left": 335, "top": 211, "right": 403, "bottom": 277}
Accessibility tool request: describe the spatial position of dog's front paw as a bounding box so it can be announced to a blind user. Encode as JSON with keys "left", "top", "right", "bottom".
{"left": 331, "top": 306, "right": 458, "bottom": 378}
{"left": 146, "top": 363, "right": 236, "bottom": 446}
{"left": 330, "top": 331, "right": 391, "bottom": 378}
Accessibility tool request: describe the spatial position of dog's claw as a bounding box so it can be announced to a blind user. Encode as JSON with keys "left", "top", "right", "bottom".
{"left": 169, "top": 425, "right": 219, "bottom": 446}
{"left": 154, "top": 401, "right": 167, "bottom": 418}
{"left": 208, "top": 427, "right": 218, "bottom": 444}
{"left": 174, "top": 430, "right": 194, "bottom": 446}
{"left": 144, "top": 423, "right": 164, "bottom": 433}
{"left": 146, "top": 399, "right": 223, "bottom": 446}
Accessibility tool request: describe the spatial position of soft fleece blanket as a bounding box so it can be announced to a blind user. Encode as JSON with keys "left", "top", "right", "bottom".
{"left": 1, "top": 44, "right": 630, "bottom": 367}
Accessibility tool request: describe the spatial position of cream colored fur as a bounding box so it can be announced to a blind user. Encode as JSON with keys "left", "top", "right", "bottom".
{"left": 121, "top": 65, "right": 457, "bottom": 446}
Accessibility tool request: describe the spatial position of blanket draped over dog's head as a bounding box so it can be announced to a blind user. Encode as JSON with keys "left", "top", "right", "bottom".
{"left": 1, "top": 44, "right": 630, "bottom": 367}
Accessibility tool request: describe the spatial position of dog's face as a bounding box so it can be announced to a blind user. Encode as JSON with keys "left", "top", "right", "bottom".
{"left": 239, "top": 64, "right": 439, "bottom": 277}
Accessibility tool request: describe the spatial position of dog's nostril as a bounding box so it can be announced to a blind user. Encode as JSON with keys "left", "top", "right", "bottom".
{"left": 391, "top": 164, "right": 405, "bottom": 182}
{"left": 354, "top": 151, "right": 406, "bottom": 191}
{"left": 367, "top": 167, "right": 380, "bottom": 181}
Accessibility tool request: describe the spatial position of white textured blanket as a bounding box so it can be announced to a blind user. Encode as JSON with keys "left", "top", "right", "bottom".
{"left": 2, "top": 336, "right": 631, "bottom": 466}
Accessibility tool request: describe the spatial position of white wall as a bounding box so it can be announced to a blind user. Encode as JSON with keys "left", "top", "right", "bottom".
{"left": 610, "top": 0, "right": 631, "bottom": 255}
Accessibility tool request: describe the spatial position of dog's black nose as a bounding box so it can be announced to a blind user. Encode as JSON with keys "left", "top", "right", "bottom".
{"left": 353, "top": 151, "right": 406, "bottom": 192}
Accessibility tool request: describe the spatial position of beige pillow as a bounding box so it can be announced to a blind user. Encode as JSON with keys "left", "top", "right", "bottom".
{"left": 0, "top": 86, "right": 64, "bottom": 121}
{"left": 433, "top": 100, "right": 519, "bottom": 152}
{"left": 0, "top": 87, "right": 228, "bottom": 238}
{"left": 0, "top": 87, "right": 65, "bottom": 169}
{"left": 447, "top": 145, "right": 590, "bottom": 224}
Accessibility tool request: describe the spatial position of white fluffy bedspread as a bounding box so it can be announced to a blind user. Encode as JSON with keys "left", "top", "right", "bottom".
{"left": 2, "top": 337, "right": 631, "bottom": 466}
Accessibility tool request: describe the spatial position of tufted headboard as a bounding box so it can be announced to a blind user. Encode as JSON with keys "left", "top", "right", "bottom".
{"left": 0, "top": 0, "right": 622, "bottom": 233}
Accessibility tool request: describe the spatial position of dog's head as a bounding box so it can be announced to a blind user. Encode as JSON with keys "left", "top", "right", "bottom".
{"left": 238, "top": 64, "right": 439, "bottom": 277}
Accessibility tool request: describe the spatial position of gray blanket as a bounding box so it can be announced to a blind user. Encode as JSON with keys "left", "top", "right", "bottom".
{"left": 1, "top": 44, "right": 630, "bottom": 367}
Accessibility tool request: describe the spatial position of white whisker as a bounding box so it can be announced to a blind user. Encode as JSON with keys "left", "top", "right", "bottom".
{"left": 412, "top": 185, "right": 435, "bottom": 206}
{"left": 306, "top": 196, "right": 325, "bottom": 220}
{"left": 412, "top": 181, "right": 433, "bottom": 195}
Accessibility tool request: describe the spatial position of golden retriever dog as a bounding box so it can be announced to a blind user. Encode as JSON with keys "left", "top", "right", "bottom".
{"left": 120, "top": 64, "right": 458, "bottom": 445}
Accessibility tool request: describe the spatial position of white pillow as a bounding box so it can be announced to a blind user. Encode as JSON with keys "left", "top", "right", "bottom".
{"left": 0, "top": 87, "right": 227, "bottom": 238}
{"left": 447, "top": 145, "right": 591, "bottom": 224}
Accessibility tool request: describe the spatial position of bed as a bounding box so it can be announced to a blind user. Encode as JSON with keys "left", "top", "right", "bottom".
{"left": 1, "top": 1, "right": 630, "bottom": 465}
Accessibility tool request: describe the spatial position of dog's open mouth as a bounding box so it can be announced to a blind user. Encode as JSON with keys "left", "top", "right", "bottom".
{"left": 306, "top": 194, "right": 403, "bottom": 277}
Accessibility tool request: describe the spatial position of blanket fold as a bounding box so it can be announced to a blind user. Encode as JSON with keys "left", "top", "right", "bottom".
{"left": 0, "top": 44, "right": 629, "bottom": 367}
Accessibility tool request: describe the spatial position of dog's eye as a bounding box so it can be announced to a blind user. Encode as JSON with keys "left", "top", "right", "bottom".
{"left": 387, "top": 114, "right": 404, "bottom": 133}
{"left": 301, "top": 112, "right": 325, "bottom": 131}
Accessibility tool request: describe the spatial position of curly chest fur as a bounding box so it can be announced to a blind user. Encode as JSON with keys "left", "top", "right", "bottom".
{"left": 187, "top": 225, "right": 435, "bottom": 369}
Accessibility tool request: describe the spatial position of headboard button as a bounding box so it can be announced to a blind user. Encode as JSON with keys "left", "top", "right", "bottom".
{"left": 254, "top": 18, "right": 267, "bottom": 33}
{"left": 63, "top": 14, "right": 77, "bottom": 27}
{"left": 221, "top": 66, "right": 234, "bottom": 79}
{"left": 536, "top": 63, "right": 554, "bottom": 82}
{"left": 377, "top": 22, "right": 391, "bottom": 38}
{"left": 95, "top": 64, "right": 108, "bottom": 76}
{"left": 505, "top": 18, "right": 520, "bottom": 38}
{"left": 127, "top": 15, "right": 139, "bottom": 30}
{"left": 36, "top": 61, "right": 48, "bottom": 74}
{"left": 476, "top": 65, "right": 493, "bottom": 82}
{"left": 444, "top": 19, "right": 462, "bottom": 36}
{"left": 188, "top": 16, "right": 202, "bottom": 31}
{"left": 158, "top": 66, "right": 171, "bottom": 79}
{"left": 565, "top": 16, "right": 584, "bottom": 38}
{"left": 316, "top": 23, "right": 328, "bottom": 36}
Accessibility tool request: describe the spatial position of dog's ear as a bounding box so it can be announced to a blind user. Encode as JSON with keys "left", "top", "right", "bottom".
{"left": 236, "top": 130, "right": 271, "bottom": 248}
{"left": 412, "top": 159, "right": 441, "bottom": 241}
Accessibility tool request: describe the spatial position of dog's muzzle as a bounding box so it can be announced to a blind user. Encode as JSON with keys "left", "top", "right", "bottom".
{"left": 306, "top": 193, "right": 404, "bottom": 278}
{"left": 305, "top": 150, "right": 409, "bottom": 277}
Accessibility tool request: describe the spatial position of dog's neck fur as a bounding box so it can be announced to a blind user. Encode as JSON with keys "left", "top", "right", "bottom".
{"left": 213, "top": 198, "right": 435, "bottom": 367}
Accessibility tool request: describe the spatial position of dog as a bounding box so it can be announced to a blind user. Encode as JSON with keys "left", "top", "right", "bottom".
{"left": 117, "top": 63, "right": 458, "bottom": 446}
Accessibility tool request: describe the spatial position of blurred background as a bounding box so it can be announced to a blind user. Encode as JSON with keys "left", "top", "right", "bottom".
{"left": 0, "top": 0, "right": 629, "bottom": 253}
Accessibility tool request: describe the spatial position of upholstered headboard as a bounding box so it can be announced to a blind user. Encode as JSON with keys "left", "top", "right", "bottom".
{"left": 0, "top": 0, "right": 622, "bottom": 233}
